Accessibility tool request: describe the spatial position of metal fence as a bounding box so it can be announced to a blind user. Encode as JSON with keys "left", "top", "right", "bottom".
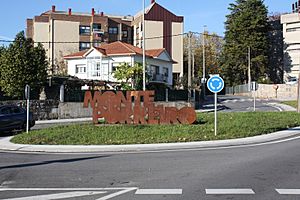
{"left": 225, "top": 84, "right": 249, "bottom": 95}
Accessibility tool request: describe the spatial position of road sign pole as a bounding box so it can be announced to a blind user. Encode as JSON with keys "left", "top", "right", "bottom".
{"left": 25, "top": 85, "right": 30, "bottom": 133}
{"left": 207, "top": 75, "right": 224, "bottom": 137}
{"left": 214, "top": 92, "right": 217, "bottom": 136}
{"left": 26, "top": 99, "right": 29, "bottom": 133}
{"left": 253, "top": 91, "right": 256, "bottom": 112}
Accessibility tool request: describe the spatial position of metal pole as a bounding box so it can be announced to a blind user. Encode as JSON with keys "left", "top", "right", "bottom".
{"left": 253, "top": 90, "right": 256, "bottom": 112}
{"left": 248, "top": 46, "right": 251, "bottom": 92}
{"left": 188, "top": 31, "right": 192, "bottom": 102}
{"left": 26, "top": 98, "right": 29, "bottom": 133}
{"left": 202, "top": 25, "right": 207, "bottom": 100}
{"left": 142, "top": 0, "right": 146, "bottom": 91}
{"left": 214, "top": 92, "right": 217, "bottom": 136}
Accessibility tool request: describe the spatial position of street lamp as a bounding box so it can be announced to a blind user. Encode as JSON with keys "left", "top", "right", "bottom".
{"left": 142, "top": 0, "right": 146, "bottom": 91}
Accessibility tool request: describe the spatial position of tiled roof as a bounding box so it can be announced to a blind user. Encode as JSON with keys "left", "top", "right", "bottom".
{"left": 63, "top": 49, "right": 89, "bottom": 58}
{"left": 64, "top": 41, "right": 174, "bottom": 62}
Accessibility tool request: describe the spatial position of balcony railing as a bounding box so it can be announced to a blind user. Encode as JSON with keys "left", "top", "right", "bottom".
{"left": 149, "top": 73, "right": 168, "bottom": 83}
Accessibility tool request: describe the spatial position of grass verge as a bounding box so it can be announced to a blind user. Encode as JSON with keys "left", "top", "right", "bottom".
{"left": 281, "top": 101, "right": 297, "bottom": 109}
{"left": 12, "top": 112, "right": 300, "bottom": 145}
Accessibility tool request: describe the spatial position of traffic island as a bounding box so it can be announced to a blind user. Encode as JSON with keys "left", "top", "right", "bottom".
{"left": 11, "top": 112, "right": 300, "bottom": 145}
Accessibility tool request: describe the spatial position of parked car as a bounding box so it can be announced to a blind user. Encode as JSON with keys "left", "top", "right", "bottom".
{"left": 286, "top": 77, "right": 298, "bottom": 85}
{"left": 0, "top": 105, "right": 35, "bottom": 133}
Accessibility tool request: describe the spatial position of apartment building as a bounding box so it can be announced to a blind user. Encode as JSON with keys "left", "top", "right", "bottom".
{"left": 132, "top": 0, "right": 184, "bottom": 79}
{"left": 26, "top": 6, "right": 133, "bottom": 75}
{"left": 26, "top": 0, "right": 184, "bottom": 79}
{"left": 281, "top": 1, "right": 300, "bottom": 81}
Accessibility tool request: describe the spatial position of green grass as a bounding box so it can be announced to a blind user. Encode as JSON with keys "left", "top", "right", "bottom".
{"left": 12, "top": 112, "right": 300, "bottom": 145}
{"left": 281, "top": 101, "right": 298, "bottom": 109}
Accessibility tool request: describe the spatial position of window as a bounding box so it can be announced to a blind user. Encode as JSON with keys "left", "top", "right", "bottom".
{"left": 79, "top": 42, "right": 91, "bottom": 51}
{"left": 151, "top": 65, "right": 160, "bottom": 75}
{"left": 286, "top": 27, "right": 300, "bottom": 32}
{"left": 75, "top": 64, "right": 86, "bottom": 74}
{"left": 92, "top": 24, "right": 102, "bottom": 31}
{"left": 11, "top": 107, "right": 23, "bottom": 114}
{"left": 93, "top": 40, "right": 102, "bottom": 47}
{"left": 163, "top": 67, "right": 169, "bottom": 77}
{"left": 0, "top": 107, "right": 10, "bottom": 115}
{"left": 136, "top": 26, "right": 140, "bottom": 33}
{"left": 79, "top": 25, "right": 91, "bottom": 35}
{"left": 112, "top": 63, "right": 120, "bottom": 72}
{"left": 109, "top": 27, "right": 118, "bottom": 34}
{"left": 122, "top": 30, "right": 128, "bottom": 38}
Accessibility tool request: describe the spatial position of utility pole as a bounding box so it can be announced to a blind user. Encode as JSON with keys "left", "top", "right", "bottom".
{"left": 142, "top": 0, "right": 146, "bottom": 91}
{"left": 248, "top": 46, "right": 251, "bottom": 92}
{"left": 188, "top": 31, "right": 192, "bottom": 102}
{"left": 201, "top": 25, "right": 207, "bottom": 100}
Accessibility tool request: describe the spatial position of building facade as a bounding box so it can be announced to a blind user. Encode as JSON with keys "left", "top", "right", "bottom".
{"left": 64, "top": 41, "right": 174, "bottom": 86}
{"left": 26, "top": 0, "right": 184, "bottom": 80}
{"left": 281, "top": 3, "right": 300, "bottom": 81}
{"left": 132, "top": 1, "right": 184, "bottom": 79}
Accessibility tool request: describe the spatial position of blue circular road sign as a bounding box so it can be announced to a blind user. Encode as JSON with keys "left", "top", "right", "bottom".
{"left": 207, "top": 76, "right": 224, "bottom": 93}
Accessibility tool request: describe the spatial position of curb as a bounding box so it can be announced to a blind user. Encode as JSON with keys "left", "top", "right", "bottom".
{"left": 0, "top": 127, "right": 300, "bottom": 153}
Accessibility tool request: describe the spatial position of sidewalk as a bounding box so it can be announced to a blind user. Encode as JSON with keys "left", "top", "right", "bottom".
{"left": 1, "top": 127, "right": 300, "bottom": 153}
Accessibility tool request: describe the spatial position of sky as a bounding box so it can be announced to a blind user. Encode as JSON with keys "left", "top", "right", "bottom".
{"left": 0, "top": 0, "right": 292, "bottom": 41}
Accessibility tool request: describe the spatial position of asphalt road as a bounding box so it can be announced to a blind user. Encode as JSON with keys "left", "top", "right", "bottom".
{"left": 219, "top": 95, "right": 279, "bottom": 112}
{"left": 1, "top": 133, "right": 300, "bottom": 200}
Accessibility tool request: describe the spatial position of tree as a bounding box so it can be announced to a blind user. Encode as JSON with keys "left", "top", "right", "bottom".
{"left": 220, "top": 0, "right": 269, "bottom": 86}
{"left": 183, "top": 32, "right": 223, "bottom": 88}
{"left": 0, "top": 31, "right": 48, "bottom": 97}
{"left": 113, "top": 62, "right": 143, "bottom": 90}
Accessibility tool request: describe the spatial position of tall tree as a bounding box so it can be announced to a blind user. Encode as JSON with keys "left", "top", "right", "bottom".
{"left": 220, "top": 0, "right": 269, "bottom": 86}
{"left": 0, "top": 31, "right": 48, "bottom": 97}
{"left": 182, "top": 32, "right": 223, "bottom": 88}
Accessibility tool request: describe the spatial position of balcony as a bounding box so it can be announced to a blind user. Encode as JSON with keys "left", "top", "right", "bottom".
{"left": 149, "top": 73, "right": 168, "bottom": 83}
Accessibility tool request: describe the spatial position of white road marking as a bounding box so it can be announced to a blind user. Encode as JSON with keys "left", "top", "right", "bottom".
{"left": 135, "top": 189, "right": 182, "bottom": 195}
{"left": 0, "top": 187, "right": 136, "bottom": 191}
{"left": 95, "top": 187, "right": 137, "bottom": 200}
{"left": 276, "top": 189, "right": 300, "bottom": 194}
{"left": 1, "top": 191, "right": 106, "bottom": 200}
{"left": 206, "top": 189, "right": 255, "bottom": 195}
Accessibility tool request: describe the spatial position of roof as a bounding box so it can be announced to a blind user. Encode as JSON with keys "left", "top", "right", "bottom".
{"left": 63, "top": 49, "right": 89, "bottom": 59}
{"left": 64, "top": 41, "right": 176, "bottom": 63}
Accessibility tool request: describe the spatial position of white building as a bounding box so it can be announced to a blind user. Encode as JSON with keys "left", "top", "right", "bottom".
{"left": 281, "top": 10, "right": 300, "bottom": 81}
{"left": 64, "top": 41, "right": 175, "bottom": 86}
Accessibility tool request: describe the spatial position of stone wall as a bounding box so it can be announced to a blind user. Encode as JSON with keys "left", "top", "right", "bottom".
{"left": 229, "top": 84, "right": 298, "bottom": 100}
{"left": 0, "top": 100, "right": 193, "bottom": 120}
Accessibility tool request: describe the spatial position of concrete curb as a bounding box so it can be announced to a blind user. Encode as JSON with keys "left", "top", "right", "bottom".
{"left": 36, "top": 118, "right": 93, "bottom": 125}
{"left": 265, "top": 102, "right": 297, "bottom": 112}
{"left": 1, "top": 127, "right": 300, "bottom": 153}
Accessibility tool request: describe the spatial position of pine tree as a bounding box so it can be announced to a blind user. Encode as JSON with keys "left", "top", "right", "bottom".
{"left": 0, "top": 31, "right": 48, "bottom": 97}
{"left": 220, "top": 0, "right": 269, "bottom": 86}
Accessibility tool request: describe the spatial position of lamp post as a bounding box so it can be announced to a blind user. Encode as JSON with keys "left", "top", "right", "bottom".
{"left": 142, "top": 0, "right": 146, "bottom": 91}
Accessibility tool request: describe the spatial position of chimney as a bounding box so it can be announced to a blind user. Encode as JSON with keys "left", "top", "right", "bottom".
{"left": 92, "top": 8, "right": 95, "bottom": 16}
{"left": 68, "top": 8, "right": 72, "bottom": 16}
{"left": 151, "top": 0, "right": 155, "bottom": 4}
{"left": 293, "top": 3, "right": 295, "bottom": 12}
{"left": 52, "top": 5, "right": 56, "bottom": 12}
{"left": 100, "top": 12, "right": 104, "bottom": 17}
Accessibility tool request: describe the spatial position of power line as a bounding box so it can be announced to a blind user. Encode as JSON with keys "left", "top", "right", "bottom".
{"left": 0, "top": 33, "right": 188, "bottom": 44}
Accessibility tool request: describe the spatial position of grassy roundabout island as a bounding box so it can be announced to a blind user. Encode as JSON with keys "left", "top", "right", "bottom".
{"left": 12, "top": 112, "right": 300, "bottom": 145}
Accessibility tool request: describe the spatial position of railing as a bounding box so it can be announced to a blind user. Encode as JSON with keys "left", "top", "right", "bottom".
{"left": 149, "top": 73, "right": 168, "bottom": 83}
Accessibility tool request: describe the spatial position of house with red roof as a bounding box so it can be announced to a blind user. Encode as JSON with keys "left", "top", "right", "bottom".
{"left": 64, "top": 41, "right": 175, "bottom": 86}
